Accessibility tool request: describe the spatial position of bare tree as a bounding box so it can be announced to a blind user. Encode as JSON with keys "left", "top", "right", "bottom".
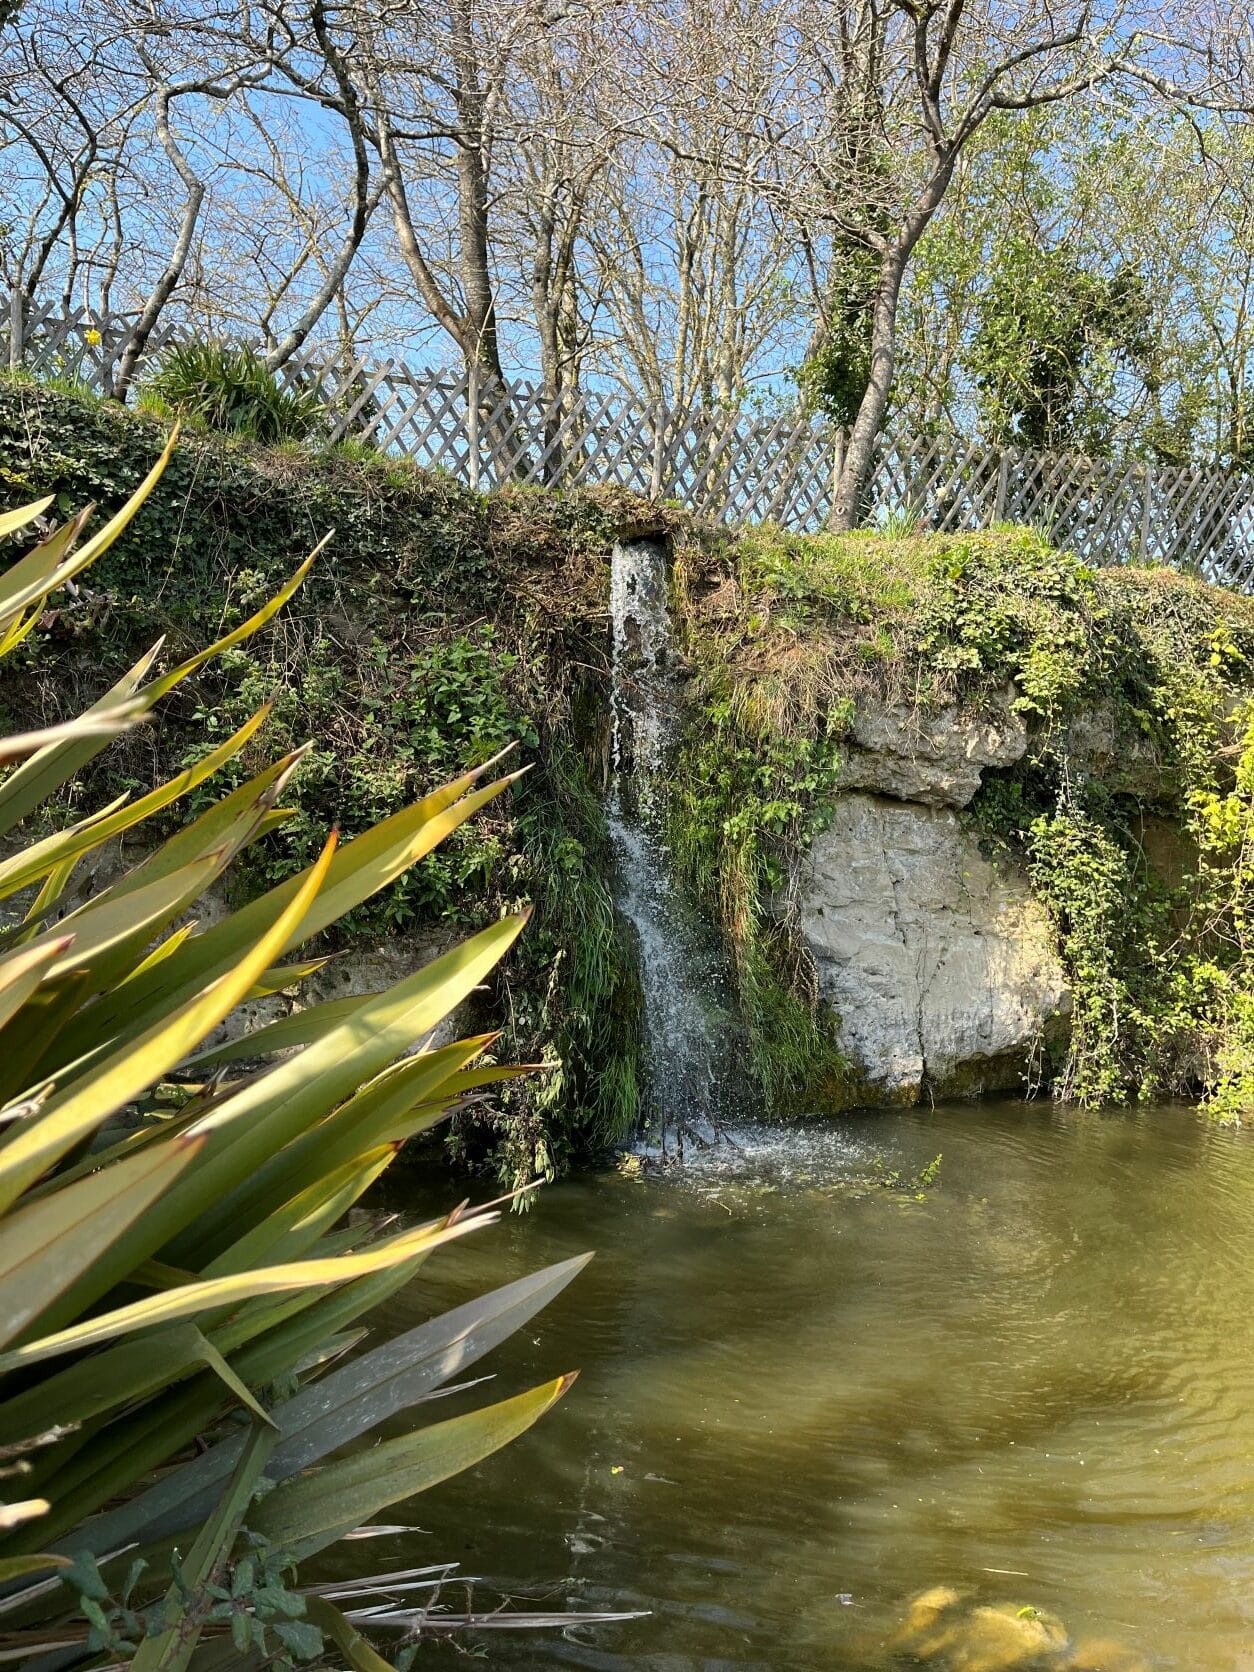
{"left": 507, "top": 4, "right": 619, "bottom": 422}
{"left": 0, "top": 20, "right": 127, "bottom": 348}
{"left": 347, "top": 0, "right": 542, "bottom": 401}
{"left": 255, "top": 0, "right": 386, "bottom": 370}
{"left": 588, "top": 0, "right": 800, "bottom": 409}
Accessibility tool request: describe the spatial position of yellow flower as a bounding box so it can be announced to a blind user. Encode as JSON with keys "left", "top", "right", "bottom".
{"left": 84, "top": 328, "right": 102, "bottom": 346}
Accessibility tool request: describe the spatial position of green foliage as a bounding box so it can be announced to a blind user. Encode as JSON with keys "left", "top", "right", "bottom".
{"left": 0, "top": 466, "right": 589, "bottom": 1667}
{"left": 141, "top": 342, "right": 326, "bottom": 443}
{"left": 1025, "top": 804, "right": 1148, "bottom": 1102}
{"left": 873, "top": 1152, "right": 943, "bottom": 1195}
{"left": 669, "top": 682, "right": 850, "bottom": 1108}
{"left": 670, "top": 521, "right": 1107, "bottom": 1107}
{"left": 796, "top": 241, "right": 879, "bottom": 426}
{"left": 0, "top": 377, "right": 640, "bottom": 1184}
{"left": 968, "top": 235, "right": 1156, "bottom": 453}
{"left": 675, "top": 515, "right": 1254, "bottom": 1117}
{"left": 63, "top": 1537, "right": 318, "bottom": 1666}
{"left": 975, "top": 575, "right": 1254, "bottom": 1112}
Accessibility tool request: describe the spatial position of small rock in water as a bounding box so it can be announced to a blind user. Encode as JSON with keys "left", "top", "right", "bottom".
{"left": 954, "top": 1604, "right": 1068, "bottom": 1670}
{"left": 886, "top": 1587, "right": 1146, "bottom": 1671}
{"left": 887, "top": 1586, "right": 967, "bottom": 1660}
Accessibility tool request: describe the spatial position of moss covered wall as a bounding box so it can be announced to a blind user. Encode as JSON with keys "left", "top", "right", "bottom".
{"left": 7, "top": 377, "right": 1254, "bottom": 1163}
{"left": 671, "top": 521, "right": 1254, "bottom": 1118}
{"left": 0, "top": 380, "right": 659, "bottom": 1187}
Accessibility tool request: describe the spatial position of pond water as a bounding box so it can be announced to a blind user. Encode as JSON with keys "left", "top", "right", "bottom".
{"left": 364, "top": 1102, "right": 1254, "bottom": 1669}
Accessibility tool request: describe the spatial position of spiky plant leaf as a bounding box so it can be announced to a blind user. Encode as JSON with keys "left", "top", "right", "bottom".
{"left": 0, "top": 447, "right": 589, "bottom": 1666}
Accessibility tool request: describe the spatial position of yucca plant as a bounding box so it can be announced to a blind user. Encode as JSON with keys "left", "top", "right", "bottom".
{"left": 0, "top": 436, "right": 610, "bottom": 1667}
{"left": 142, "top": 343, "right": 325, "bottom": 442}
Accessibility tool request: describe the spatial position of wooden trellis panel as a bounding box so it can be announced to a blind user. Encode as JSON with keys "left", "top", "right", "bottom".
{"left": 4, "top": 298, "right": 1254, "bottom": 588}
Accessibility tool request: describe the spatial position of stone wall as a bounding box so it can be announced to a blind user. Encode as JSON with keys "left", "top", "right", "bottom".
{"left": 791, "top": 695, "right": 1072, "bottom": 1105}
{"left": 797, "top": 794, "right": 1070, "bottom": 1102}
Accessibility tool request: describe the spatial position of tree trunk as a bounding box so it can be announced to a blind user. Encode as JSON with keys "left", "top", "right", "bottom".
{"left": 111, "top": 79, "right": 204, "bottom": 402}
{"left": 450, "top": 0, "right": 502, "bottom": 390}
{"left": 265, "top": 0, "right": 378, "bottom": 371}
{"left": 110, "top": 176, "right": 204, "bottom": 400}
{"left": 828, "top": 248, "right": 906, "bottom": 531}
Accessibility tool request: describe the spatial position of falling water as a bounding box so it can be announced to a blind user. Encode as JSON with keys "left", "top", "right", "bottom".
{"left": 607, "top": 538, "right": 737, "bottom": 1154}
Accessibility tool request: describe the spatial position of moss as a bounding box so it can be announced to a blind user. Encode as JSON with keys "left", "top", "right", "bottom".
{"left": 673, "top": 517, "right": 1254, "bottom": 1115}
{"left": 0, "top": 378, "right": 641, "bottom": 1186}
{"left": 13, "top": 370, "right": 1254, "bottom": 1141}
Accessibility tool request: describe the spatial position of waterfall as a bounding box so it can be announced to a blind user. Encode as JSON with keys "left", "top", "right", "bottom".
{"left": 607, "top": 538, "right": 736, "bottom": 1155}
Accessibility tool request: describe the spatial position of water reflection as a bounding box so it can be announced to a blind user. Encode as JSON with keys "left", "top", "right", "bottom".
{"left": 360, "top": 1104, "right": 1254, "bottom": 1669}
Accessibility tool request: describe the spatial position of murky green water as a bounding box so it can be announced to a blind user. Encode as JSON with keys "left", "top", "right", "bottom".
{"left": 361, "top": 1103, "right": 1254, "bottom": 1668}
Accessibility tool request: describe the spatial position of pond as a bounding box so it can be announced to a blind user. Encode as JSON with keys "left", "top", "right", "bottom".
{"left": 361, "top": 1102, "right": 1254, "bottom": 1669}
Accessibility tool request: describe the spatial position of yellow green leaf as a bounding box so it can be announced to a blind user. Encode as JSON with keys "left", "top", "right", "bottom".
{"left": 251, "top": 1374, "right": 576, "bottom": 1555}
{"left": 144, "top": 544, "right": 326, "bottom": 703}
{"left": 242, "top": 956, "right": 330, "bottom": 1001}
{"left": 0, "top": 640, "right": 164, "bottom": 836}
{"left": 23, "top": 849, "right": 225, "bottom": 992}
{"left": 0, "top": 430, "right": 176, "bottom": 630}
{"left": 0, "top": 939, "right": 71, "bottom": 1032}
{"left": 163, "top": 918, "right": 524, "bottom": 1265}
{"left": 0, "top": 494, "right": 55, "bottom": 548}
{"left": 304, "top": 1597, "right": 400, "bottom": 1672}
{"left": 0, "top": 832, "right": 339, "bottom": 1213}
{"left": 0, "top": 503, "right": 92, "bottom": 606}
{"left": 0, "top": 1134, "right": 204, "bottom": 1349}
{"left": 202, "top": 1035, "right": 496, "bottom": 1237}
{"left": 0, "top": 1209, "right": 492, "bottom": 1371}
{"left": 0, "top": 700, "right": 148, "bottom": 765}
{"left": 182, "top": 994, "right": 374, "bottom": 1068}
{"left": 204, "top": 1148, "right": 399, "bottom": 1276}
{"left": 0, "top": 1554, "right": 70, "bottom": 1582}
{"left": 0, "top": 704, "right": 273, "bottom": 902}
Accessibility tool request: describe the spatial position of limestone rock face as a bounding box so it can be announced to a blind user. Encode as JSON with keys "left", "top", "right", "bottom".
{"left": 797, "top": 793, "right": 1070, "bottom": 1102}
{"left": 838, "top": 689, "right": 1028, "bottom": 809}
{"left": 1040, "top": 700, "right": 1173, "bottom": 803}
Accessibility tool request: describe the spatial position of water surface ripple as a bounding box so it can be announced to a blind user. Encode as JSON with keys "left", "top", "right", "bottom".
{"left": 364, "top": 1103, "right": 1254, "bottom": 1669}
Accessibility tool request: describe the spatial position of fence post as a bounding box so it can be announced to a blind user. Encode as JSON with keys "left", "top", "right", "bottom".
{"left": 649, "top": 402, "right": 666, "bottom": 500}
{"left": 7, "top": 283, "right": 22, "bottom": 372}
{"left": 1139, "top": 467, "right": 1152, "bottom": 561}
{"left": 467, "top": 360, "right": 481, "bottom": 494}
{"left": 994, "top": 451, "right": 1008, "bottom": 524}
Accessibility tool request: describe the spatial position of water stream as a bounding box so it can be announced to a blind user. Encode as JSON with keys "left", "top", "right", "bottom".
{"left": 368, "top": 1102, "right": 1254, "bottom": 1670}
{"left": 605, "top": 538, "right": 735, "bottom": 1153}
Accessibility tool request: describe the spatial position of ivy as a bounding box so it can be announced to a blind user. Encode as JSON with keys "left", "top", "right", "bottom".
{"left": 968, "top": 233, "right": 1156, "bottom": 454}
{"left": 0, "top": 377, "right": 642, "bottom": 1187}
{"left": 674, "top": 513, "right": 1254, "bottom": 1119}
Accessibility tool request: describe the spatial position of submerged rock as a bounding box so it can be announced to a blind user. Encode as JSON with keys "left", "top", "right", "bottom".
{"left": 950, "top": 1605, "right": 1069, "bottom": 1670}
{"left": 885, "top": 1589, "right": 1148, "bottom": 1672}
{"left": 887, "top": 1585, "right": 970, "bottom": 1660}
{"left": 888, "top": 1590, "right": 1069, "bottom": 1668}
{"left": 796, "top": 793, "right": 1070, "bottom": 1104}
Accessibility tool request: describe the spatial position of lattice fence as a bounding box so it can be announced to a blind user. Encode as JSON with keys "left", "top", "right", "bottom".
{"left": 7, "top": 298, "right": 1254, "bottom": 589}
